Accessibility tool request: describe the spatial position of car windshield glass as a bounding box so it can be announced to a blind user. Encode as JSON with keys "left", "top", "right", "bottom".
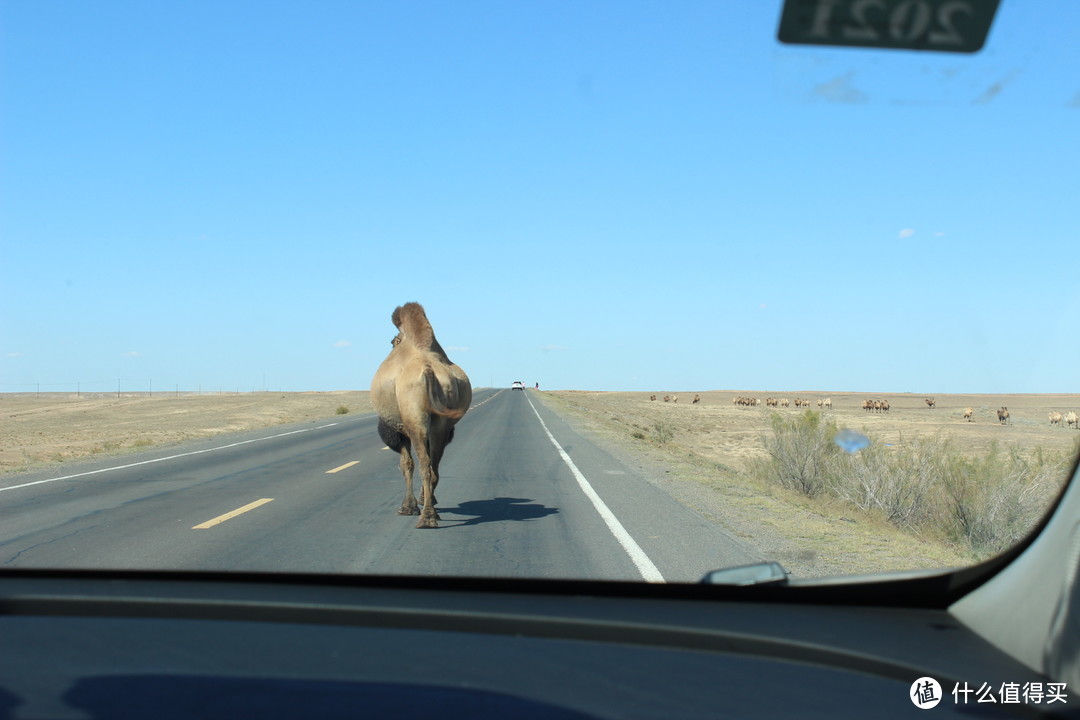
{"left": 1, "top": 1, "right": 1077, "bottom": 583}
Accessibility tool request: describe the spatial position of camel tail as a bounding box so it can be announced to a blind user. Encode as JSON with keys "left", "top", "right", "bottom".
{"left": 423, "top": 365, "right": 466, "bottom": 419}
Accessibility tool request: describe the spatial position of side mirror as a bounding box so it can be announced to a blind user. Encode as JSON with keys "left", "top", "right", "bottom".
{"left": 699, "top": 561, "right": 789, "bottom": 586}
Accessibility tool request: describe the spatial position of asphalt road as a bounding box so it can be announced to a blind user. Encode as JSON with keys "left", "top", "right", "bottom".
{"left": 0, "top": 390, "right": 762, "bottom": 582}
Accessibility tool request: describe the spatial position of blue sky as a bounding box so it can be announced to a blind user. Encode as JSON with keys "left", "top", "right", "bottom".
{"left": 2, "top": 1, "right": 1077, "bottom": 394}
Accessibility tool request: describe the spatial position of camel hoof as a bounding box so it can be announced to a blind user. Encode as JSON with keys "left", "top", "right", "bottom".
{"left": 397, "top": 505, "right": 419, "bottom": 516}
{"left": 416, "top": 516, "right": 439, "bottom": 529}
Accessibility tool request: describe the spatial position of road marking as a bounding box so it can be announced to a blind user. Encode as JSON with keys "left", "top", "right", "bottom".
{"left": 523, "top": 393, "right": 665, "bottom": 583}
{"left": 0, "top": 423, "right": 341, "bottom": 494}
{"left": 469, "top": 390, "right": 501, "bottom": 410}
{"left": 326, "top": 460, "right": 360, "bottom": 474}
{"left": 193, "top": 498, "right": 274, "bottom": 529}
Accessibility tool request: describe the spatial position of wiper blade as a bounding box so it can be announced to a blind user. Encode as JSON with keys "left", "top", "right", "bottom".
{"left": 699, "top": 561, "right": 789, "bottom": 586}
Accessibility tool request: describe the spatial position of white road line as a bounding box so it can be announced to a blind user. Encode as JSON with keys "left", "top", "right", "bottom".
{"left": 326, "top": 460, "right": 360, "bottom": 474}
{"left": 192, "top": 498, "right": 274, "bottom": 529}
{"left": 524, "top": 393, "right": 665, "bottom": 583}
{"left": 0, "top": 423, "right": 342, "bottom": 494}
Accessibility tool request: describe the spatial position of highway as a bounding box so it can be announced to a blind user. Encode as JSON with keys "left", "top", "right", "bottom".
{"left": 0, "top": 390, "right": 762, "bottom": 582}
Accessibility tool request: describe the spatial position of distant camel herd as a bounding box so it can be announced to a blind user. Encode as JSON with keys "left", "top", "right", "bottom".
{"left": 649, "top": 394, "right": 702, "bottom": 404}
{"left": 644, "top": 393, "right": 1078, "bottom": 428}
{"left": 723, "top": 396, "right": 831, "bottom": 409}
{"left": 1049, "top": 411, "right": 1079, "bottom": 429}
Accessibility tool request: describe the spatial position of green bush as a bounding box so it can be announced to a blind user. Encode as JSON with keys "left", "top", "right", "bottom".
{"left": 335, "top": 405, "right": 349, "bottom": 415}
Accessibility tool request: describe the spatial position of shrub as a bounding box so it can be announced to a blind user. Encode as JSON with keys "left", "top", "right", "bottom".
{"left": 336, "top": 405, "right": 349, "bottom": 415}
{"left": 932, "top": 442, "right": 1070, "bottom": 555}
{"left": 751, "top": 411, "right": 838, "bottom": 497}
{"left": 652, "top": 420, "right": 673, "bottom": 445}
{"left": 750, "top": 413, "right": 1074, "bottom": 557}
{"left": 827, "top": 435, "right": 943, "bottom": 529}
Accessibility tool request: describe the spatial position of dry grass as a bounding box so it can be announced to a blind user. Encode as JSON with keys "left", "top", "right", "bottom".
{"left": 748, "top": 410, "right": 1076, "bottom": 556}
{"left": 0, "top": 391, "right": 372, "bottom": 474}
{"left": 539, "top": 390, "right": 1080, "bottom": 577}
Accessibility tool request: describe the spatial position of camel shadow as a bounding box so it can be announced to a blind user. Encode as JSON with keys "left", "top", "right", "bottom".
{"left": 438, "top": 497, "right": 559, "bottom": 527}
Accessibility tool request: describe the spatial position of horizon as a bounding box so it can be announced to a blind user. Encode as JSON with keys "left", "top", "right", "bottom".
{"left": 5, "top": 388, "right": 1080, "bottom": 399}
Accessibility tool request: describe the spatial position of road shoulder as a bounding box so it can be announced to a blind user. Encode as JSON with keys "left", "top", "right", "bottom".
{"left": 531, "top": 391, "right": 974, "bottom": 579}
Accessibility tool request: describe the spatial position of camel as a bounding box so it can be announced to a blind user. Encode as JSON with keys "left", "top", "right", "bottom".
{"left": 925, "top": 398, "right": 936, "bottom": 409}
{"left": 963, "top": 407, "right": 974, "bottom": 422}
{"left": 997, "top": 407, "right": 1010, "bottom": 425}
{"left": 1050, "top": 412, "right": 1063, "bottom": 427}
{"left": 371, "top": 302, "right": 472, "bottom": 529}
{"left": 1066, "top": 411, "right": 1078, "bottom": 429}
{"left": 692, "top": 394, "right": 701, "bottom": 404}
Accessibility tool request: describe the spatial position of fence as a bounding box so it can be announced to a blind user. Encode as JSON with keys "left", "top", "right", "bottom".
{"left": 0, "top": 380, "right": 272, "bottom": 398}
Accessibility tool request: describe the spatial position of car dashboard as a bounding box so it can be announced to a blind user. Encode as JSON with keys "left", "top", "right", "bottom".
{"left": 0, "top": 570, "right": 1067, "bottom": 720}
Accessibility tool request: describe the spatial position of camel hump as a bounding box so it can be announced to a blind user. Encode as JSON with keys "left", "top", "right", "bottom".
{"left": 392, "top": 302, "right": 437, "bottom": 350}
{"left": 423, "top": 364, "right": 466, "bottom": 419}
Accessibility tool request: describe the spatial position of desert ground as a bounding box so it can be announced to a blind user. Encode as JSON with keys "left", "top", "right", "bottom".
{"left": 538, "top": 390, "right": 1080, "bottom": 577}
{"left": 546, "top": 391, "right": 1080, "bottom": 473}
{"left": 0, "top": 391, "right": 372, "bottom": 474}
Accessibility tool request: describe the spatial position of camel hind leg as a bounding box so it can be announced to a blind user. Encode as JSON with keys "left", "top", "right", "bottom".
{"left": 414, "top": 440, "right": 440, "bottom": 529}
{"left": 380, "top": 420, "right": 420, "bottom": 516}
{"left": 395, "top": 441, "right": 420, "bottom": 516}
{"left": 418, "top": 426, "right": 452, "bottom": 508}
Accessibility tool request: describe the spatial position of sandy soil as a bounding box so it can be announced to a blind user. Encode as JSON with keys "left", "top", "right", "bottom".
{"left": 0, "top": 392, "right": 372, "bottom": 474}
{"left": 537, "top": 391, "right": 1080, "bottom": 579}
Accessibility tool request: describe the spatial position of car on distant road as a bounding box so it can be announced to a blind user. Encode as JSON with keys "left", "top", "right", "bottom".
{"left": 511, "top": 381, "right": 524, "bottom": 391}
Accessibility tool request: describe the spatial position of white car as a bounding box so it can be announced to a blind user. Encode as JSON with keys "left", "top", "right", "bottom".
{"left": 511, "top": 381, "right": 525, "bottom": 391}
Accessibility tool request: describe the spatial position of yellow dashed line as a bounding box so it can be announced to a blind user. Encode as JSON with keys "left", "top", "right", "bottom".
{"left": 192, "top": 498, "right": 274, "bottom": 529}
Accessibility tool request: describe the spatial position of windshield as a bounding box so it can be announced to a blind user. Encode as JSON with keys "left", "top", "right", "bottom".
{"left": 1, "top": 1, "right": 1077, "bottom": 583}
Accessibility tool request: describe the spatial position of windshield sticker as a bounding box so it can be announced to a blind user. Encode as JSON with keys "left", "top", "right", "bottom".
{"left": 779, "top": 0, "right": 1001, "bottom": 53}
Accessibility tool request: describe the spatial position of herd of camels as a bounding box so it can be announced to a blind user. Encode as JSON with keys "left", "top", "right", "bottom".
{"left": 651, "top": 393, "right": 1079, "bottom": 428}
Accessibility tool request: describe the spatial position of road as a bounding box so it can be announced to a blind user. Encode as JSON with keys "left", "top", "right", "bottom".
{"left": 0, "top": 390, "right": 762, "bottom": 582}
